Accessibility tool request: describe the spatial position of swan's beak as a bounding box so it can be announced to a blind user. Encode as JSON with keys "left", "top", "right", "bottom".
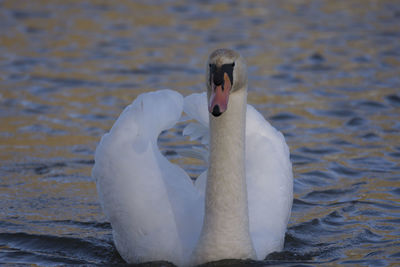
{"left": 209, "top": 72, "right": 231, "bottom": 117}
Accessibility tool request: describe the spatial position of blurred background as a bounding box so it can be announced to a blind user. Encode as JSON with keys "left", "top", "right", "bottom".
{"left": 0, "top": 0, "right": 399, "bottom": 265}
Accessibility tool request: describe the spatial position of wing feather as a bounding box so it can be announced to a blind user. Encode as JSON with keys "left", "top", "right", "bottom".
{"left": 93, "top": 90, "right": 202, "bottom": 266}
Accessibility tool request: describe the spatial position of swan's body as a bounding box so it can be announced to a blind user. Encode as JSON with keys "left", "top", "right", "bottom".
{"left": 93, "top": 49, "right": 293, "bottom": 266}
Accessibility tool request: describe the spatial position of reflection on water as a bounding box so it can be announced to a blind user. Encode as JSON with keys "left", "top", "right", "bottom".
{"left": 0, "top": 0, "right": 399, "bottom": 265}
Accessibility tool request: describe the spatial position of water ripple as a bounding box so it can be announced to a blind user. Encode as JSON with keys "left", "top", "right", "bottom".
{"left": 0, "top": 232, "right": 119, "bottom": 265}
{"left": 0, "top": 1, "right": 399, "bottom": 266}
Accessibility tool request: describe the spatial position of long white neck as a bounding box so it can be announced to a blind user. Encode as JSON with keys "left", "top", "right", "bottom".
{"left": 191, "top": 88, "right": 255, "bottom": 265}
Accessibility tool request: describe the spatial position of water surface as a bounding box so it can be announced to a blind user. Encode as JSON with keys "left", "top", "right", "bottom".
{"left": 0, "top": 0, "right": 399, "bottom": 266}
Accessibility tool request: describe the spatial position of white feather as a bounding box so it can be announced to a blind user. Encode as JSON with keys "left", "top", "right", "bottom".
{"left": 183, "top": 92, "right": 293, "bottom": 259}
{"left": 93, "top": 49, "right": 292, "bottom": 267}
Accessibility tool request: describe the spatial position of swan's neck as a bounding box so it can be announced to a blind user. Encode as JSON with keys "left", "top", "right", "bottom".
{"left": 191, "top": 88, "right": 255, "bottom": 264}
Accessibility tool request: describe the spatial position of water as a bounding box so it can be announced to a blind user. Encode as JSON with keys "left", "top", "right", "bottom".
{"left": 1, "top": 0, "right": 399, "bottom": 266}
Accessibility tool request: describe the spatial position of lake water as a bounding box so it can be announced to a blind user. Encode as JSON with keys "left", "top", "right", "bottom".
{"left": 1, "top": 0, "right": 399, "bottom": 266}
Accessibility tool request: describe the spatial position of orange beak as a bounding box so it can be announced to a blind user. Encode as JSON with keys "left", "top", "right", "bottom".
{"left": 209, "top": 73, "right": 232, "bottom": 117}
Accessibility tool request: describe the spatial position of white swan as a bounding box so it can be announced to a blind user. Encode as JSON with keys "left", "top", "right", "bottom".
{"left": 92, "top": 49, "right": 293, "bottom": 266}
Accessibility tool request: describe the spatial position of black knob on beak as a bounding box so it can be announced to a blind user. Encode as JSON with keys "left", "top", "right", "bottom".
{"left": 213, "top": 69, "right": 223, "bottom": 86}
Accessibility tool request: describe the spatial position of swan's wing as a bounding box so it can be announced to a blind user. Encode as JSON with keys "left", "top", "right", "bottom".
{"left": 245, "top": 105, "right": 293, "bottom": 259}
{"left": 92, "top": 90, "right": 202, "bottom": 266}
{"left": 183, "top": 93, "right": 293, "bottom": 260}
{"left": 183, "top": 92, "right": 209, "bottom": 128}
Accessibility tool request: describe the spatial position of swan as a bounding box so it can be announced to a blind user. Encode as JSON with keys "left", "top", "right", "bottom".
{"left": 92, "top": 48, "right": 293, "bottom": 266}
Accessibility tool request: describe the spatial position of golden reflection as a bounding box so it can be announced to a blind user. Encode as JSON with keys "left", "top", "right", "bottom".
{"left": 0, "top": 0, "right": 399, "bottom": 264}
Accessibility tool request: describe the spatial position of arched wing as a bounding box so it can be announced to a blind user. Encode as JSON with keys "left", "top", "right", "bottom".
{"left": 92, "top": 90, "right": 202, "bottom": 265}
{"left": 245, "top": 105, "right": 293, "bottom": 259}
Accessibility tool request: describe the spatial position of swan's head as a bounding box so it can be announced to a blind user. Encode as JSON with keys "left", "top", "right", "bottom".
{"left": 206, "top": 48, "right": 247, "bottom": 117}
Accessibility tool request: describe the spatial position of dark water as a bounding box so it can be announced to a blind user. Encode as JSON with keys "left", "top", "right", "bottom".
{"left": 1, "top": 0, "right": 399, "bottom": 266}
